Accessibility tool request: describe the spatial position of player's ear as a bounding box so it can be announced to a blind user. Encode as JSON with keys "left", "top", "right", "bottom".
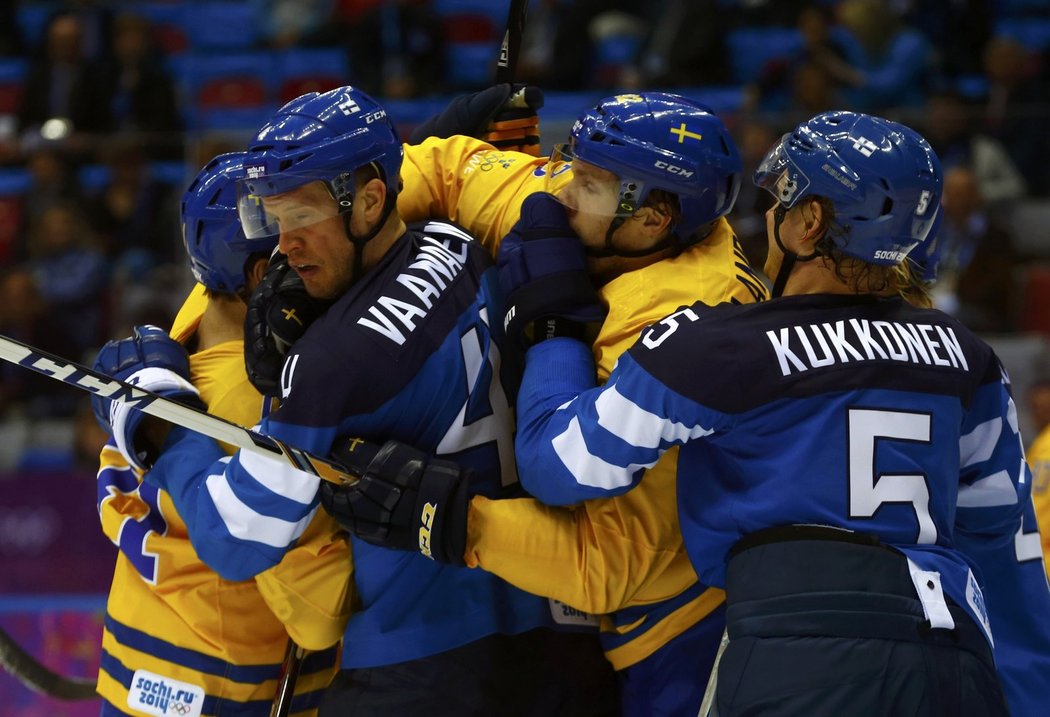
{"left": 245, "top": 255, "right": 270, "bottom": 293}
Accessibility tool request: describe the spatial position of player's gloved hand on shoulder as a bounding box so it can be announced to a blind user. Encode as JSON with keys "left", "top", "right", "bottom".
{"left": 408, "top": 82, "right": 544, "bottom": 156}
{"left": 244, "top": 251, "right": 329, "bottom": 396}
{"left": 497, "top": 192, "right": 606, "bottom": 352}
{"left": 91, "top": 325, "right": 204, "bottom": 471}
{"left": 318, "top": 438, "right": 470, "bottom": 566}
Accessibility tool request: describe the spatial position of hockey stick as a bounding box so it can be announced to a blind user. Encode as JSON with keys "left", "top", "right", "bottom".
{"left": 496, "top": 0, "right": 529, "bottom": 84}
{"left": 0, "top": 624, "right": 97, "bottom": 700}
{"left": 0, "top": 333, "right": 361, "bottom": 486}
{"left": 697, "top": 628, "right": 728, "bottom": 717}
{"left": 269, "top": 640, "right": 307, "bottom": 717}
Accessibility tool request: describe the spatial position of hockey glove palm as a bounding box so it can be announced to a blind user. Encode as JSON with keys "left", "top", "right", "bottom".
{"left": 244, "top": 252, "right": 329, "bottom": 396}
{"left": 318, "top": 438, "right": 470, "bottom": 566}
{"left": 409, "top": 83, "right": 544, "bottom": 156}
{"left": 497, "top": 192, "right": 606, "bottom": 351}
{"left": 91, "top": 325, "right": 203, "bottom": 471}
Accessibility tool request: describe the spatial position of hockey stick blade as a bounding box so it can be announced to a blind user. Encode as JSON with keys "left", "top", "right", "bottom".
{"left": 496, "top": 0, "right": 529, "bottom": 84}
{"left": 0, "top": 624, "right": 97, "bottom": 700}
{"left": 0, "top": 333, "right": 360, "bottom": 486}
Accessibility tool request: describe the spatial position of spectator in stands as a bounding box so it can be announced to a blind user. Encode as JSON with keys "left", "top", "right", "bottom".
{"left": 922, "top": 89, "right": 1027, "bottom": 208}
{"left": 741, "top": 5, "right": 848, "bottom": 116}
{"left": 85, "top": 138, "right": 179, "bottom": 271}
{"left": 344, "top": 0, "right": 445, "bottom": 98}
{"left": 92, "top": 11, "right": 183, "bottom": 159}
{"left": 814, "top": 0, "right": 934, "bottom": 113}
{"left": 627, "top": 0, "right": 730, "bottom": 88}
{"left": 17, "top": 11, "right": 108, "bottom": 137}
{"left": 923, "top": 164, "right": 1018, "bottom": 333}
{"left": 727, "top": 116, "right": 780, "bottom": 273}
{"left": 982, "top": 35, "right": 1050, "bottom": 196}
{"left": 0, "top": 267, "right": 82, "bottom": 418}
{"left": 27, "top": 200, "right": 108, "bottom": 358}
{"left": 902, "top": 0, "right": 994, "bottom": 82}
{"left": 252, "top": 0, "right": 338, "bottom": 49}
{"left": 18, "top": 145, "right": 87, "bottom": 262}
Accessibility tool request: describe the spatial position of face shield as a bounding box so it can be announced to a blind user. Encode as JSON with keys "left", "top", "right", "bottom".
{"left": 236, "top": 174, "right": 346, "bottom": 241}
{"left": 753, "top": 134, "right": 811, "bottom": 210}
{"left": 546, "top": 143, "right": 647, "bottom": 227}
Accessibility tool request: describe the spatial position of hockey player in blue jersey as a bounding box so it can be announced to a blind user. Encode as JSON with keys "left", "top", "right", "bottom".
{"left": 326, "top": 111, "right": 1050, "bottom": 715}
{"left": 92, "top": 86, "right": 616, "bottom": 716}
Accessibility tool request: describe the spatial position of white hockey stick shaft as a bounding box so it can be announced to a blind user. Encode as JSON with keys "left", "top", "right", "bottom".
{"left": 0, "top": 332, "right": 360, "bottom": 486}
{"left": 697, "top": 628, "right": 728, "bottom": 717}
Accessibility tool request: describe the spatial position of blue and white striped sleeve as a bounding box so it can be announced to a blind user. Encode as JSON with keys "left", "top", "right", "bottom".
{"left": 147, "top": 423, "right": 328, "bottom": 581}
{"left": 515, "top": 338, "right": 718, "bottom": 506}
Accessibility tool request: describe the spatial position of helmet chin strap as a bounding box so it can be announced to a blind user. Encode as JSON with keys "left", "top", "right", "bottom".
{"left": 770, "top": 203, "right": 819, "bottom": 298}
{"left": 330, "top": 164, "right": 396, "bottom": 285}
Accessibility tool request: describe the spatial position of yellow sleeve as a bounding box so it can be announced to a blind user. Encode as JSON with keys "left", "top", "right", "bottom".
{"left": 1028, "top": 426, "right": 1050, "bottom": 577}
{"left": 594, "top": 218, "right": 768, "bottom": 378}
{"left": 399, "top": 136, "right": 570, "bottom": 255}
{"left": 255, "top": 513, "right": 353, "bottom": 651}
{"left": 465, "top": 450, "right": 695, "bottom": 614}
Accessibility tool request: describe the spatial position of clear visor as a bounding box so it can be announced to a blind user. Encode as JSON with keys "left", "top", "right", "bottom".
{"left": 753, "top": 134, "right": 802, "bottom": 208}
{"left": 236, "top": 177, "right": 344, "bottom": 240}
{"left": 545, "top": 143, "right": 644, "bottom": 222}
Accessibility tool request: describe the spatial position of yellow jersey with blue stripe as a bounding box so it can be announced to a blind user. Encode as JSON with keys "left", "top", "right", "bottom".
{"left": 95, "top": 302, "right": 351, "bottom": 717}
{"left": 400, "top": 136, "right": 768, "bottom": 672}
{"left": 1028, "top": 424, "right": 1050, "bottom": 577}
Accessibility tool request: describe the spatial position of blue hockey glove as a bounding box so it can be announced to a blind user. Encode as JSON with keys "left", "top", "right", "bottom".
{"left": 91, "top": 325, "right": 203, "bottom": 471}
{"left": 409, "top": 83, "right": 544, "bottom": 155}
{"left": 244, "top": 251, "right": 329, "bottom": 396}
{"left": 497, "top": 192, "right": 606, "bottom": 351}
{"left": 319, "top": 438, "right": 470, "bottom": 566}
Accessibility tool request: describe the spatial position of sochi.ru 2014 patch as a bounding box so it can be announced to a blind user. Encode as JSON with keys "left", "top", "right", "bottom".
{"left": 127, "top": 669, "right": 205, "bottom": 717}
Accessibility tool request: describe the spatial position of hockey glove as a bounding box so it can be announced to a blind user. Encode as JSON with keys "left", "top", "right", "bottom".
{"left": 497, "top": 192, "right": 606, "bottom": 352}
{"left": 318, "top": 438, "right": 470, "bottom": 566}
{"left": 244, "top": 251, "right": 329, "bottom": 396}
{"left": 409, "top": 83, "right": 544, "bottom": 155}
{"left": 91, "top": 325, "right": 203, "bottom": 471}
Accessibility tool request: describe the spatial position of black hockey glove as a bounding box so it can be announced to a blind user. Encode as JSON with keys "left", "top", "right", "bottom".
{"left": 319, "top": 438, "right": 470, "bottom": 566}
{"left": 244, "top": 252, "right": 329, "bottom": 396}
{"left": 409, "top": 83, "right": 544, "bottom": 155}
{"left": 497, "top": 192, "right": 606, "bottom": 352}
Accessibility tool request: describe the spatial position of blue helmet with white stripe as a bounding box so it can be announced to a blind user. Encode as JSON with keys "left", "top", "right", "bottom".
{"left": 755, "top": 111, "right": 942, "bottom": 265}
{"left": 566, "top": 92, "right": 742, "bottom": 243}
{"left": 182, "top": 152, "right": 277, "bottom": 293}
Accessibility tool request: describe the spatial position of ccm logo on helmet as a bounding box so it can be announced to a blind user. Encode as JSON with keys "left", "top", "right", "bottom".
{"left": 654, "top": 160, "right": 694, "bottom": 178}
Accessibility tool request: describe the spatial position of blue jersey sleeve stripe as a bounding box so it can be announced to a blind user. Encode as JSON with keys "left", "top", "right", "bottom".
{"left": 551, "top": 415, "right": 654, "bottom": 492}
{"left": 204, "top": 472, "right": 315, "bottom": 549}
{"left": 596, "top": 381, "right": 715, "bottom": 447}
{"left": 960, "top": 416, "right": 1002, "bottom": 468}
{"left": 957, "top": 470, "right": 1020, "bottom": 508}
{"left": 238, "top": 449, "right": 321, "bottom": 505}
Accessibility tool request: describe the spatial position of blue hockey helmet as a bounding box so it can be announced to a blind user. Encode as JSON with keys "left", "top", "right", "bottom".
{"left": 561, "top": 92, "right": 741, "bottom": 243}
{"left": 754, "top": 111, "right": 942, "bottom": 265}
{"left": 182, "top": 152, "right": 277, "bottom": 294}
{"left": 236, "top": 85, "right": 403, "bottom": 240}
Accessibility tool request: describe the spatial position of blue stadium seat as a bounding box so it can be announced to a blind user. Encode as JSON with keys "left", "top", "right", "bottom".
{"left": 133, "top": 2, "right": 190, "bottom": 55}
{"left": 0, "top": 57, "right": 27, "bottom": 116}
{"left": 274, "top": 47, "right": 351, "bottom": 105}
{"left": 725, "top": 27, "right": 803, "bottom": 84}
{"left": 177, "top": 51, "right": 276, "bottom": 131}
{"left": 15, "top": 2, "right": 57, "bottom": 52}
{"left": 184, "top": 1, "right": 260, "bottom": 51}
{"left": 434, "top": 0, "right": 504, "bottom": 90}
{"left": 994, "top": 17, "right": 1050, "bottom": 51}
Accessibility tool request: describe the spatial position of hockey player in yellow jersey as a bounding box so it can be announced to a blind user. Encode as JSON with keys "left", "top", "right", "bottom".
{"left": 93, "top": 154, "right": 350, "bottom": 717}
{"left": 319, "top": 90, "right": 769, "bottom": 716}
{"left": 1027, "top": 379, "right": 1050, "bottom": 576}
